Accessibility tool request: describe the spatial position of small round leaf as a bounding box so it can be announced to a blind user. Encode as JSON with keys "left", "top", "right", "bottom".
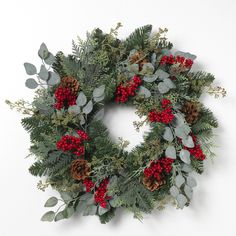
{"left": 25, "top": 78, "right": 38, "bottom": 89}
{"left": 24, "top": 63, "right": 37, "bottom": 75}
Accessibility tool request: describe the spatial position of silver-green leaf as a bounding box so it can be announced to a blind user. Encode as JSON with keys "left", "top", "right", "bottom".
{"left": 182, "top": 135, "right": 194, "bottom": 148}
{"left": 25, "top": 78, "right": 38, "bottom": 89}
{"left": 83, "top": 100, "right": 93, "bottom": 114}
{"left": 143, "top": 74, "right": 158, "bottom": 83}
{"left": 93, "top": 94, "right": 105, "bottom": 102}
{"left": 179, "top": 149, "right": 191, "bottom": 164}
{"left": 68, "top": 105, "right": 81, "bottom": 115}
{"left": 41, "top": 211, "right": 55, "bottom": 222}
{"left": 165, "top": 145, "right": 176, "bottom": 159}
{"left": 93, "top": 85, "right": 105, "bottom": 98}
{"left": 76, "top": 92, "right": 87, "bottom": 106}
{"left": 48, "top": 72, "right": 60, "bottom": 85}
{"left": 155, "top": 69, "right": 169, "bottom": 79}
{"left": 163, "top": 127, "right": 174, "bottom": 142}
{"left": 170, "top": 186, "right": 179, "bottom": 197}
{"left": 157, "top": 82, "right": 170, "bottom": 94}
{"left": 141, "top": 62, "right": 154, "bottom": 75}
{"left": 44, "top": 52, "right": 55, "bottom": 65}
{"left": 44, "top": 197, "right": 58, "bottom": 207}
{"left": 98, "top": 205, "right": 110, "bottom": 216}
{"left": 83, "top": 205, "right": 97, "bottom": 216}
{"left": 38, "top": 43, "right": 49, "bottom": 59}
{"left": 163, "top": 78, "right": 176, "bottom": 89}
{"left": 175, "top": 175, "right": 185, "bottom": 188}
{"left": 38, "top": 65, "right": 48, "bottom": 81}
{"left": 54, "top": 210, "right": 67, "bottom": 222}
{"left": 176, "top": 194, "right": 187, "bottom": 209}
{"left": 24, "top": 63, "right": 37, "bottom": 75}
{"left": 184, "top": 185, "right": 193, "bottom": 199}
{"left": 186, "top": 176, "right": 197, "bottom": 188}
{"left": 138, "top": 86, "right": 151, "bottom": 98}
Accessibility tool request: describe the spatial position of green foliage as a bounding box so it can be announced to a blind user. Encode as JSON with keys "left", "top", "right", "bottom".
{"left": 117, "top": 178, "right": 154, "bottom": 217}
{"left": 21, "top": 115, "right": 53, "bottom": 142}
{"left": 123, "top": 25, "right": 152, "bottom": 50}
{"left": 189, "top": 71, "right": 215, "bottom": 97}
{"left": 8, "top": 24, "right": 223, "bottom": 223}
{"left": 99, "top": 207, "right": 116, "bottom": 224}
{"left": 29, "top": 161, "right": 47, "bottom": 177}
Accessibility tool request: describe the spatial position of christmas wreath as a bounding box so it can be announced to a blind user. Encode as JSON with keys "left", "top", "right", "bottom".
{"left": 7, "top": 24, "right": 226, "bottom": 223}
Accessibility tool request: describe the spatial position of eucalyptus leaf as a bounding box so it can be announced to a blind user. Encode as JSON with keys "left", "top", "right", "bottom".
{"left": 83, "top": 205, "right": 97, "bottom": 216}
{"left": 94, "top": 108, "right": 104, "bottom": 121}
{"left": 98, "top": 205, "right": 110, "bottom": 216}
{"left": 163, "top": 78, "right": 176, "bottom": 89}
{"left": 165, "top": 145, "right": 176, "bottom": 159}
{"left": 93, "top": 85, "right": 105, "bottom": 97}
{"left": 179, "top": 149, "right": 191, "bottom": 164}
{"left": 83, "top": 100, "right": 93, "bottom": 114}
{"left": 174, "top": 124, "right": 191, "bottom": 139}
{"left": 182, "top": 135, "right": 194, "bottom": 148}
{"left": 44, "top": 197, "right": 58, "bottom": 207}
{"left": 76, "top": 92, "right": 87, "bottom": 106}
{"left": 174, "top": 51, "right": 197, "bottom": 60}
{"left": 24, "top": 62, "right": 37, "bottom": 75}
{"left": 38, "top": 43, "right": 49, "bottom": 59}
{"left": 138, "top": 86, "right": 151, "bottom": 98}
{"left": 163, "top": 127, "right": 174, "bottom": 142}
{"left": 157, "top": 82, "right": 170, "bottom": 94}
{"left": 54, "top": 210, "right": 67, "bottom": 222}
{"left": 141, "top": 62, "right": 154, "bottom": 75}
{"left": 25, "top": 78, "right": 38, "bottom": 89}
{"left": 155, "top": 69, "right": 169, "bottom": 79}
{"left": 60, "top": 192, "right": 72, "bottom": 203}
{"left": 66, "top": 206, "right": 75, "bottom": 218}
{"left": 175, "top": 175, "right": 185, "bottom": 188}
{"left": 170, "top": 186, "right": 179, "bottom": 197}
{"left": 41, "top": 211, "right": 55, "bottom": 222}
{"left": 143, "top": 74, "right": 158, "bottom": 83}
{"left": 186, "top": 176, "right": 197, "bottom": 188}
{"left": 38, "top": 64, "right": 48, "bottom": 81}
{"left": 68, "top": 105, "right": 81, "bottom": 115}
{"left": 176, "top": 194, "right": 187, "bottom": 209}
{"left": 76, "top": 200, "right": 87, "bottom": 213}
{"left": 48, "top": 72, "right": 60, "bottom": 85}
{"left": 184, "top": 185, "right": 193, "bottom": 199}
{"left": 128, "top": 64, "right": 139, "bottom": 74}
{"left": 181, "top": 164, "right": 193, "bottom": 173}
{"left": 93, "top": 94, "right": 105, "bottom": 102}
{"left": 44, "top": 52, "right": 55, "bottom": 65}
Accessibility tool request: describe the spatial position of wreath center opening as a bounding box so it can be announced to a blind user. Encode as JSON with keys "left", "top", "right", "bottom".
{"left": 102, "top": 104, "right": 150, "bottom": 152}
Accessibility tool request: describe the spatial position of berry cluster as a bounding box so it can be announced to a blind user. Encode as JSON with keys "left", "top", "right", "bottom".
{"left": 144, "top": 157, "right": 174, "bottom": 181}
{"left": 94, "top": 179, "right": 111, "bottom": 208}
{"left": 148, "top": 98, "right": 175, "bottom": 124}
{"left": 56, "top": 130, "right": 89, "bottom": 157}
{"left": 54, "top": 86, "right": 77, "bottom": 110}
{"left": 83, "top": 179, "right": 95, "bottom": 192}
{"left": 184, "top": 135, "right": 206, "bottom": 161}
{"left": 115, "top": 75, "right": 142, "bottom": 103}
{"left": 160, "top": 55, "right": 193, "bottom": 68}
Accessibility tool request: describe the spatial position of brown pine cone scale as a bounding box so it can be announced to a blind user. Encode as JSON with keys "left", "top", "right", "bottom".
{"left": 71, "top": 159, "right": 90, "bottom": 180}
{"left": 143, "top": 176, "right": 166, "bottom": 192}
{"left": 61, "top": 76, "right": 80, "bottom": 95}
{"left": 181, "top": 101, "right": 200, "bottom": 124}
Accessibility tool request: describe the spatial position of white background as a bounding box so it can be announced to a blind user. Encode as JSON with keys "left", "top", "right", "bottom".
{"left": 0, "top": 0, "right": 236, "bottom": 235}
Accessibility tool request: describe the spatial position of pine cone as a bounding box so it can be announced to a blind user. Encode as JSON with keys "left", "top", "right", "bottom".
{"left": 129, "top": 51, "right": 149, "bottom": 70}
{"left": 61, "top": 76, "right": 80, "bottom": 95}
{"left": 143, "top": 176, "right": 165, "bottom": 192}
{"left": 182, "top": 101, "right": 200, "bottom": 124}
{"left": 71, "top": 159, "right": 90, "bottom": 180}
